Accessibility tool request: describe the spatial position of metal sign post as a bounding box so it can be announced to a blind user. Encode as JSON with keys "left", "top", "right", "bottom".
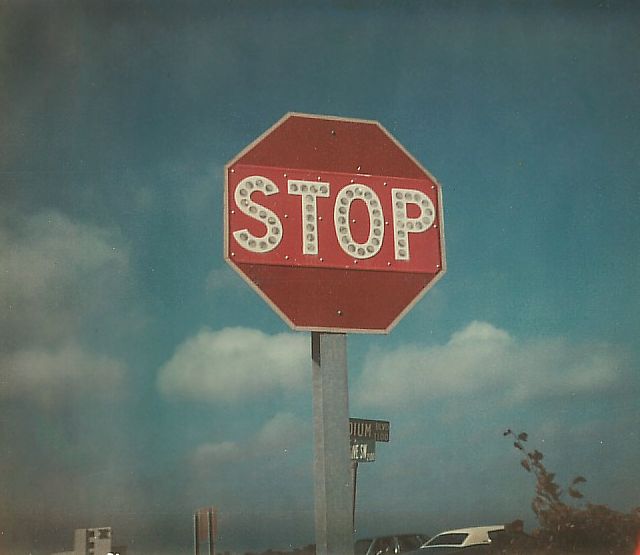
{"left": 312, "top": 332, "right": 354, "bottom": 555}
{"left": 351, "top": 461, "right": 359, "bottom": 533}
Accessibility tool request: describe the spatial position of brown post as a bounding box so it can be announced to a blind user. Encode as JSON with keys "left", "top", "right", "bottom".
{"left": 208, "top": 508, "right": 215, "bottom": 555}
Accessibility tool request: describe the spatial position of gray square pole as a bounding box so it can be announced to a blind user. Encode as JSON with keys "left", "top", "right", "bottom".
{"left": 312, "top": 332, "right": 354, "bottom": 555}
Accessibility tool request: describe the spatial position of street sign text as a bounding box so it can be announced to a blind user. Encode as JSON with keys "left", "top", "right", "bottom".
{"left": 349, "top": 418, "right": 390, "bottom": 442}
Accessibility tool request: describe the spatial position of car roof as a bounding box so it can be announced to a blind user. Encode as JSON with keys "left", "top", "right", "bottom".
{"left": 435, "top": 525, "right": 504, "bottom": 535}
{"left": 424, "top": 525, "right": 505, "bottom": 547}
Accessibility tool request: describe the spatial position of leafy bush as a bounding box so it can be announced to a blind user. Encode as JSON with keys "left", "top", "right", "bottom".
{"left": 490, "top": 430, "right": 640, "bottom": 554}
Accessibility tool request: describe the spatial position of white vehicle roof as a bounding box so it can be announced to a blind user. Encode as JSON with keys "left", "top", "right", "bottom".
{"left": 423, "top": 525, "right": 505, "bottom": 547}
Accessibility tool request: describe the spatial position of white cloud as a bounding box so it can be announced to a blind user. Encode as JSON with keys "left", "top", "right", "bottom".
{"left": 157, "top": 327, "right": 309, "bottom": 402}
{"left": 0, "top": 342, "right": 126, "bottom": 407}
{"left": 187, "top": 412, "right": 313, "bottom": 525}
{"left": 191, "top": 412, "right": 309, "bottom": 469}
{"left": 1, "top": 209, "right": 131, "bottom": 346}
{"left": 354, "top": 321, "right": 627, "bottom": 409}
{"left": 0, "top": 209, "right": 134, "bottom": 404}
{"left": 255, "top": 411, "right": 307, "bottom": 450}
{"left": 192, "top": 440, "right": 242, "bottom": 467}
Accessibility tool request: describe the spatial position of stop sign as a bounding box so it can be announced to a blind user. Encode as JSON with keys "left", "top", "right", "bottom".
{"left": 224, "top": 113, "right": 445, "bottom": 333}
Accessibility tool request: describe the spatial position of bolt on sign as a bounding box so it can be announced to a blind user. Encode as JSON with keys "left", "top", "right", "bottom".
{"left": 224, "top": 113, "right": 446, "bottom": 333}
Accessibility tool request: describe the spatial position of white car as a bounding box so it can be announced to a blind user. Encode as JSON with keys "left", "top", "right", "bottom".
{"left": 419, "top": 525, "right": 505, "bottom": 550}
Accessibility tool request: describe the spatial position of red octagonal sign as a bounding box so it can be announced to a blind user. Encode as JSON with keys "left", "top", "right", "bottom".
{"left": 224, "top": 113, "right": 446, "bottom": 333}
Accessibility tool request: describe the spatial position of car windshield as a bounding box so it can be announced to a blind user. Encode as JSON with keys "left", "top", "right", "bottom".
{"left": 487, "top": 529, "right": 504, "bottom": 542}
{"left": 371, "top": 537, "right": 395, "bottom": 555}
{"left": 425, "top": 533, "right": 468, "bottom": 546}
{"left": 397, "top": 535, "right": 423, "bottom": 551}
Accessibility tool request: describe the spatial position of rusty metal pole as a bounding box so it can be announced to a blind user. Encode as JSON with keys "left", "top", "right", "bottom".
{"left": 312, "top": 332, "right": 354, "bottom": 555}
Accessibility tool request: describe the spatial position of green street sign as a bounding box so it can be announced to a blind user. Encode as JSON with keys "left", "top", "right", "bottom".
{"left": 349, "top": 418, "right": 390, "bottom": 442}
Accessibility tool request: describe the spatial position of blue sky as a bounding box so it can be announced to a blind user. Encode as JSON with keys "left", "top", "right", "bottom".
{"left": 1, "top": 2, "right": 639, "bottom": 555}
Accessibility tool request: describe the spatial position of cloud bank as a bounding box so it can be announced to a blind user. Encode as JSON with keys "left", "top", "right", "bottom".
{"left": 0, "top": 209, "right": 132, "bottom": 406}
{"left": 191, "top": 411, "right": 309, "bottom": 469}
{"left": 157, "top": 327, "right": 309, "bottom": 402}
{"left": 354, "top": 321, "right": 628, "bottom": 408}
{"left": 0, "top": 342, "right": 125, "bottom": 406}
{"left": 187, "top": 411, "right": 314, "bottom": 549}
